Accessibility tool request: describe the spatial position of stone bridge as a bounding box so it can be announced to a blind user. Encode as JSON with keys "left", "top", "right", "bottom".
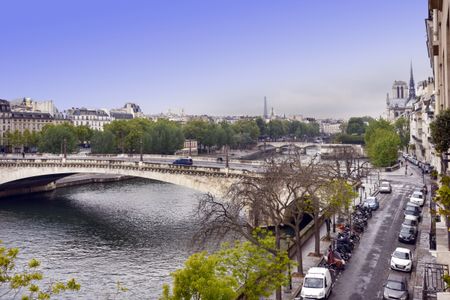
{"left": 257, "top": 142, "right": 364, "bottom": 156}
{"left": 0, "top": 158, "right": 254, "bottom": 197}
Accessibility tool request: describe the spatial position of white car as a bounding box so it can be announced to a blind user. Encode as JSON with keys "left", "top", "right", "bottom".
{"left": 379, "top": 181, "right": 392, "bottom": 193}
{"left": 390, "top": 247, "right": 413, "bottom": 272}
{"left": 299, "top": 267, "right": 333, "bottom": 299}
{"left": 409, "top": 191, "right": 424, "bottom": 206}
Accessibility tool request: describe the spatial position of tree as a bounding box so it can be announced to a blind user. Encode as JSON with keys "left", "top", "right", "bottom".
{"left": 91, "top": 130, "right": 117, "bottom": 154}
{"left": 365, "top": 119, "right": 400, "bottom": 167}
{"left": 6, "top": 130, "right": 23, "bottom": 151}
{"left": 217, "top": 231, "right": 290, "bottom": 300}
{"left": 0, "top": 241, "right": 80, "bottom": 299}
{"left": 364, "top": 118, "right": 394, "bottom": 145}
{"left": 394, "top": 116, "right": 410, "bottom": 150}
{"left": 267, "top": 120, "right": 286, "bottom": 140}
{"left": 255, "top": 117, "right": 267, "bottom": 137}
{"left": 430, "top": 109, "right": 450, "bottom": 172}
{"left": 367, "top": 129, "right": 401, "bottom": 167}
{"left": 38, "top": 124, "right": 78, "bottom": 154}
{"left": 161, "top": 232, "right": 291, "bottom": 300}
{"left": 74, "top": 125, "right": 93, "bottom": 146}
{"left": 160, "top": 252, "right": 237, "bottom": 300}
{"left": 346, "top": 117, "right": 366, "bottom": 135}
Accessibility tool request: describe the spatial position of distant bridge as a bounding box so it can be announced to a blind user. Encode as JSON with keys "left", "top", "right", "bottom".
{"left": 0, "top": 157, "right": 255, "bottom": 197}
{"left": 257, "top": 142, "right": 364, "bottom": 156}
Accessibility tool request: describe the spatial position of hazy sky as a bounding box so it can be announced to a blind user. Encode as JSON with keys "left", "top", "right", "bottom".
{"left": 0, "top": 0, "right": 431, "bottom": 119}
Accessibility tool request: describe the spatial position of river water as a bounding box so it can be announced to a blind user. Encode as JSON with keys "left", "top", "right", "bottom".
{"left": 0, "top": 178, "right": 203, "bottom": 299}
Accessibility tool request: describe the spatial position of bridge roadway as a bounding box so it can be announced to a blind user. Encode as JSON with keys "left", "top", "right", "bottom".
{"left": 0, "top": 155, "right": 261, "bottom": 196}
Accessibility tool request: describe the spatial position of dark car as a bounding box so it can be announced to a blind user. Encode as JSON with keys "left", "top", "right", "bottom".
{"left": 383, "top": 273, "right": 409, "bottom": 300}
{"left": 173, "top": 158, "right": 193, "bottom": 166}
{"left": 363, "top": 197, "right": 379, "bottom": 210}
{"left": 404, "top": 205, "right": 421, "bottom": 222}
{"left": 398, "top": 225, "right": 417, "bottom": 244}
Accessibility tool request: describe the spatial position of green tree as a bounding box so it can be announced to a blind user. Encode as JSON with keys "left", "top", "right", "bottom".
{"left": 160, "top": 252, "right": 237, "bottom": 300}
{"left": 430, "top": 109, "right": 450, "bottom": 172}
{"left": 146, "top": 119, "right": 184, "bottom": 154}
{"left": 346, "top": 117, "right": 366, "bottom": 135}
{"left": 74, "top": 125, "right": 93, "bottom": 146}
{"left": 255, "top": 117, "right": 267, "bottom": 137}
{"left": 38, "top": 124, "right": 78, "bottom": 154}
{"left": 217, "top": 232, "right": 291, "bottom": 300}
{"left": 267, "top": 120, "right": 286, "bottom": 140}
{"left": 394, "top": 116, "right": 410, "bottom": 149}
{"left": 6, "top": 130, "right": 23, "bottom": 151}
{"left": 161, "top": 232, "right": 291, "bottom": 300}
{"left": 90, "top": 130, "right": 117, "bottom": 154}
{"left": 231, "top": 120, "right": 259, "bottom": 149}
{"left": 367, "top": 129, "right": 401, "bottom": 167}
{"left": 364, "top": 118, "right": 394, "bottom": 145}
{"left": 105, "top": 120, "right": 132, "bottom": 153}
{"left": 0, "top": 241, "right": 80, "bottom": 299}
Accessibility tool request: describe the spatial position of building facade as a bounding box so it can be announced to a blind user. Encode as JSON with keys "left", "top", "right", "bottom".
{"left": 386, "top": 66, "right": 416, "bottom": 122}
{"left": 66, "top": 108, "right": 111, "bottom": 131}
{"left": 409, "top": 78, "right": 439, "bottom": 168}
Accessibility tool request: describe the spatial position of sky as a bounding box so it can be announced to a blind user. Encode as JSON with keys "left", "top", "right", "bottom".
{"left": 0, "top": 0, "right": 432, "bottom": 119}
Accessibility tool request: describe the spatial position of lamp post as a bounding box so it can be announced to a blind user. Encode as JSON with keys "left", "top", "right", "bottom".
{"left": 140, "top": 137, "right": 143, "bottom": 162}
{"left": 63, "top": 138, "right": 67, "bottom": 159}
{"left": 225, "top": 144, "right": 229, "bottom": 168}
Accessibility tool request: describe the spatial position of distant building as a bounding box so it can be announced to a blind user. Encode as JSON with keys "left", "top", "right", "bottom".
{"left": 409, "top": 78, "right": 437, "bottom": 167}
{"left": 176, "top": 139, "right": 198, "bottom": 156}
{"left": 110, "top": 102, "right": 144, "bottom": 119}
{"left": 320, "top": 120, "right": 343, "bottom": 135}
{"left": 386, "top": 65, "right": 416, "bottom": 121}
{"left": 66, "top": 107, "right": 110, "bottom": 131}
{"left": 0, "top": 99, "right": 69, "bottom": 151}
{"left": 10, "top": 97, "right": 60, "bottom": 117}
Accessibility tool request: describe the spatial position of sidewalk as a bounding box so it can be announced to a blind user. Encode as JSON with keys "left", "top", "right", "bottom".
{"left": 263, "top": 221, "right": 331, "bottom": 300}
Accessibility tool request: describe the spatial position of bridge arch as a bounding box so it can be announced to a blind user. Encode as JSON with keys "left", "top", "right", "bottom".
{"left": 0, "top": 159, "right": 246, "bottom": 197}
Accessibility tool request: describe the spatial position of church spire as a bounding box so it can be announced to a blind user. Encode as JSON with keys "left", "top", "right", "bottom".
{"left": 408, "top": 61, "right": 416, "bottom": 100}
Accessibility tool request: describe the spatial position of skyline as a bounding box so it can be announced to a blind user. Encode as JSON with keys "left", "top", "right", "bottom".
{"left": 0, "top": 0, "right": 431, "bottom": 118}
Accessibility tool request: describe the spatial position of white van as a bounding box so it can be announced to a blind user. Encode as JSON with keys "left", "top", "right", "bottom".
{"left": 299, "top": 267, "right": 333, "bottom": 299}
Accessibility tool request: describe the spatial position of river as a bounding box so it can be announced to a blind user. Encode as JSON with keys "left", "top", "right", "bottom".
{"left": 0, "top": 178, "right": 203, "bottom": 299}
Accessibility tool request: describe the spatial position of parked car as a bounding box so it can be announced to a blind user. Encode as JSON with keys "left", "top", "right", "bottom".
{"left": 363, "top": 196, "right": 379, "bottom": 210}
{"left": 172, "top": 158, "right": 193, "bottom": 166}
{"left": 398, "top": 225, "right": 417, "bottom": 244}
{"left": 383, "top": 273, "right": 409, "bottom": 300}
{"left": 379, "top": 181, "right": 392, "bottom": 193}
{"left": 299, "top": 267, "right": 333, "bottom": 299}
{"left": 402, "top": 215, "right": 418, "bottom": 230}
{"left": 390, "top": 247, "right": 413, "bottom": 272}
{"left": 404, "top": 204, "right": 421, "bottom": 222}
{"left": 409, "top": 191, "right": 425, "bottom": 207}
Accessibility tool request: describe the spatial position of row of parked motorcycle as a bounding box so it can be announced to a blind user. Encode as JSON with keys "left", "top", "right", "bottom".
{"left": 324, "top": 203, "right": 375, "bottom": 271}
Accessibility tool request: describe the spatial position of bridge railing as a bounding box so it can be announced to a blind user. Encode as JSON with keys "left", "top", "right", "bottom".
{"left": 0, "top": 158, "right": 252, "bottom": 177}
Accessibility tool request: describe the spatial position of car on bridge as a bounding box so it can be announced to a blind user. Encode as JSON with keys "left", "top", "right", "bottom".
{"left": 173, "top": 158, "right": 193, "bottom": 166}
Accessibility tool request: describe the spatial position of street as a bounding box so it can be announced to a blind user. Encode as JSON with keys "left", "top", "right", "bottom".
{"left": 329, "top": 168, "right": 424, "bottom": 299}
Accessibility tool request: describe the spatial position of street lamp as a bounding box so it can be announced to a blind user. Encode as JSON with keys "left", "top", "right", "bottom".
{"left": 140, "top": 137, "right": 143, "bottom": 162}
{"left": 63, "top": 138, "right": 67, "bottom": 159}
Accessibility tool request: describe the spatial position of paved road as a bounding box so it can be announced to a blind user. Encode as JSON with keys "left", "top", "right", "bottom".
{"left": 329, "top": 171, "right": 423, "bottom": 299}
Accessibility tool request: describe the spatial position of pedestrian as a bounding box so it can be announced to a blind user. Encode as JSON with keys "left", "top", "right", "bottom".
{"left": 21, "top": 151, "right": 25, "bottom": 158}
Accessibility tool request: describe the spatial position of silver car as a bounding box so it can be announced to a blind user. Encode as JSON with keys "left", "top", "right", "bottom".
{"left": 379, "top": 181, "right": 392, "bottom": 193}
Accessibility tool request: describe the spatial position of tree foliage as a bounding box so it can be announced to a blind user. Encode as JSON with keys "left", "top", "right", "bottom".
{"left": 394, "top": 116, "right": 410, "bottom": 149}
{"left": 346, "top": 117, "right": 367, "bottom": 135}
{"left": 160, "top": 232, "right": 291, "bottom": 300}
{"left": 0, "top": 241, "right": 80, "bottom": 299}
{"left": 430, "top": 109, "right": 450, "bottom": 154}
{"left": 38, "top": 124, "right": 78, "bottom": 154}
{"left": 365, "top": 119, "right": 400, "bottom": 167}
